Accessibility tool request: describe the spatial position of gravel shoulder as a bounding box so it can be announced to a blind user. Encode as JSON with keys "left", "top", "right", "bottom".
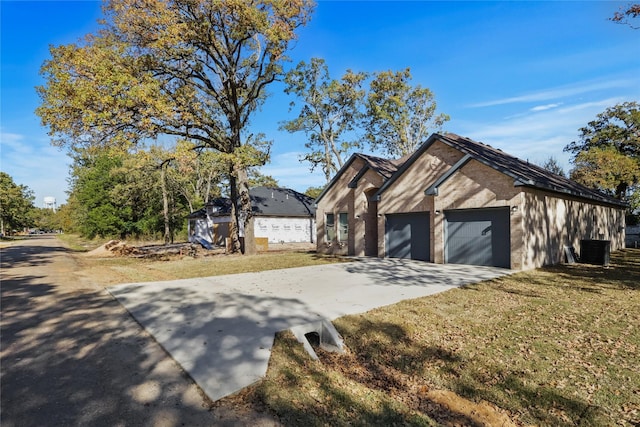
{"left": 0, "top": 235, "right": 278, "bottom": 427}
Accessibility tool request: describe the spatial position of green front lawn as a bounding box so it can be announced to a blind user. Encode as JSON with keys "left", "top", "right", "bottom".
{"left": 255, "top": 250, "right": 640, "bottom": 426}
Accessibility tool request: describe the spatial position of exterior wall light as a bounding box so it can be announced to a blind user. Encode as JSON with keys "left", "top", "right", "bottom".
{"left": 435, "top": 210, "right": 441, "bottom": 215}
{"left": 511, "top": 206, "right": 518, "bottom": 213}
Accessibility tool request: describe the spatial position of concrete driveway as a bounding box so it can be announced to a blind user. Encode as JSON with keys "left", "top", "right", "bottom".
{"left": 109, "top": 258, "right": 509, "bottom": 402}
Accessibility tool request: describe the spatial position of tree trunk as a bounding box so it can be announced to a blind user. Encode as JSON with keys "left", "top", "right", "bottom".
{"left": 237, "top": 166, "right": 256, "bottom": 255}
{"left": 616, "top": 181, "right": 628, "bottom": 200}
{"left": 228, "top": 163, "right": 256, "bottom": 255}
{"left": 160, "top": 163, "right": 171, "bottom": 244}
{"left": 228, "top": 170, "right": 241, "bottom": 254}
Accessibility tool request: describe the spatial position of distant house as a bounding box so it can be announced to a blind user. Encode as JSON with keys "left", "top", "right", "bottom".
{"left": 626, "top": 225, "right": 640, "bottom": 248}
{"left": 315, "top": 133, "right": 626, "bottom": 270}
{"left": 188, "top": 186, "right": 316, "bottom": 246}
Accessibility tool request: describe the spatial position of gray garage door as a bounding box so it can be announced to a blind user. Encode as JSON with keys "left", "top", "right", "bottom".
{"left": 445, "top": 208, "right": 510, "bottom": 268}
{"left": 385, "top": 212, "right": 430, "bottom": 261}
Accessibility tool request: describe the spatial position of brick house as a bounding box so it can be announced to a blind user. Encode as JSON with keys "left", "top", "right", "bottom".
{"left": 315, "top": 133, "right": 626, "bottom": 270}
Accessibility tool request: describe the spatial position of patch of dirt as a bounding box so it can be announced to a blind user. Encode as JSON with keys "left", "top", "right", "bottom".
{"left": 85, "top": 239, "right": 123, "bottom": 257}
{"left": 423, "top": 389, "right": 517, "bottom": 427}
{"left": 319, "top": 347, "right": 519, "bottom": 427}
{"left": 212, "top": 384, "right": 283, "bottom": 426}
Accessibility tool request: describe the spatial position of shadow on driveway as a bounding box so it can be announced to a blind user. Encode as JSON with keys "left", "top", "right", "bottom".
{"left": 110, "top": 258, "right": 509, "bottom": 403}
{"left": 1, "top": 237, "right": 224, "bottom": 427}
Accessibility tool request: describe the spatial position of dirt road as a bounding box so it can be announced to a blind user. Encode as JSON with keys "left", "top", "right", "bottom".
{"left": 0, "top": 236, "right": 276, "bottom": 427}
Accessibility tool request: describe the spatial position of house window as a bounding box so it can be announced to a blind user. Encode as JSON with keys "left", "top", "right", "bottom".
{"left": 326, "top": 213, "right": 335, "bottom": 241}
{"left": 338, "top": 212, "right": 348, "bottom": 242}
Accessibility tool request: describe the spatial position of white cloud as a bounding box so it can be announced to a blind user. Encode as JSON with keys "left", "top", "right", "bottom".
{"left": 0, "top": 131, "right": 24, "bottom": 144}
{"left": 1, "top": 130, "right": 71, "bottom": 205}
{"left": 530, "top": 103, "right": 562, "bottom": 112}
{"left": 452, "top": 97, "right": 627, "bottom": 173}
{"left": 468, "top": 78, "right": 634, "bottom": 108}
{"left": 261, "top": 151, "right": 325, "bottom": 192}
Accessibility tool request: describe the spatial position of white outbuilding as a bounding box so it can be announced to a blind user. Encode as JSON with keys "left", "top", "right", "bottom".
{"left": 188, "top": 186, "right": 316, "bottom": 247}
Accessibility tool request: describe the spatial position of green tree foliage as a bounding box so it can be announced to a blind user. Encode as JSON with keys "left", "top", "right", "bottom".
{"left": 282, "top": 62, "right": 448, "bottom": 177}
{"left": 0, "top": 172, "right": 35, "bottom": 235}
{"left": 304, "top": 185, "right": 324, "bottom": 199}
{"left": 570, "top": 147, "right": 639, "bottom": 197}
{"left": 281, "top": 58, "right": 367, "bottom": 182}
{"left": 36, "top": 0, "right": 313, "bottom": 254}
{"left": 565, "top": 101, "right": 640, "bottom": 218}
{"left": 64, "top": 149, "right": 188, "bottom": 241}
{"left": 64, "top": 144, "right": 227, "bottom": 241}
{"left": 29, "top": 207, "right": 62, "bottom": 232}
{"left": 539, "top": 156, "right": 566, "bottom": 177}
{"left": 248, "top": 171, "right": 279, "bottom": 188}
{"left": 121, "top": 147, "right": 176, "bottom": 243}
{"left": 68, "top": 149, "right": 133, "bottom": 239}
{"left": 364, "top": 68, "right": 449, "bottom": 157}
{"left": 52, "top": 203, "right": 75, "bottom": 233}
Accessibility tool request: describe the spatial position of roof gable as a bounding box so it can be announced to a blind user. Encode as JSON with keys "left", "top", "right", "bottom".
{"left": 315, "top": 153, "right": 405, "bottom": 203}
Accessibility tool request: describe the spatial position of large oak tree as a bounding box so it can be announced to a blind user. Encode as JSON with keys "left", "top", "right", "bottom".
{"left": 565, "top": 101, "right": 640, "bottom": 216}
{"left": 37, "top": 0, "right": 313, "bottom": 253}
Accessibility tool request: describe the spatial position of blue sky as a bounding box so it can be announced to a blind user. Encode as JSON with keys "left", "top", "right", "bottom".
{"left": 1, "top": 1, "right": 639, "bottom": 206}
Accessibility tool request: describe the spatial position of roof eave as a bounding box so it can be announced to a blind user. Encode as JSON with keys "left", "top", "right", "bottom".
{"left": 514, "top": 182, "right": 628, "bottom": 208}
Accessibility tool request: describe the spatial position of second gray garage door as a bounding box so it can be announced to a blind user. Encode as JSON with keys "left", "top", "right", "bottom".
{"left": 445, "top": 207, "right": 510, "bottom": 268}
{"left": 385, "top": 212, "right": 430, "bottom": 261}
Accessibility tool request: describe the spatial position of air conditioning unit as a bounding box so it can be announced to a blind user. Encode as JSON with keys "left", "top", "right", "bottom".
{"left": 580, "top": 239, "right": 611, "bottom": 266}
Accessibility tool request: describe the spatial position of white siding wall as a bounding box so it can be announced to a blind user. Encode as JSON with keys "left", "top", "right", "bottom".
{"left": 255, "top": 217, "right": 315, "bottom": 243}
{"left": 195, "top": 219, "right": 213, "bottom": 243}
{"left": 191, "top": 215, "right": 230, "bottom": 244}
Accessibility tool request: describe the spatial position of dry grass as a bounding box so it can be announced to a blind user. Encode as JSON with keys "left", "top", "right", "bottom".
{"left": 56, "top": 233, "right": 163, "bottom": 252}
{"left": 58, "top": 236, "right": 345, "bottom": 287}
{"left": 254, "top": 250, "right": 640, "bottom": 426}
{"left": 79, "top": 252, "right": 345, "bottom": 287}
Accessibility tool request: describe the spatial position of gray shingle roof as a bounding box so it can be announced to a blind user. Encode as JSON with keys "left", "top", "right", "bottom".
{"left": 249, "top": 186, "right": 316, "bottom": 217}
{"left": 192, "top": 187, "right": 315, "bottom": 218}
{"left": 436, "top": 133, "right": 626, "bottom": 207}
{"left": 354, "top": 153, "right": 404, "bottom": 179}
{"left": 317, "top": 132, "right": 626, "bottom": 208}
